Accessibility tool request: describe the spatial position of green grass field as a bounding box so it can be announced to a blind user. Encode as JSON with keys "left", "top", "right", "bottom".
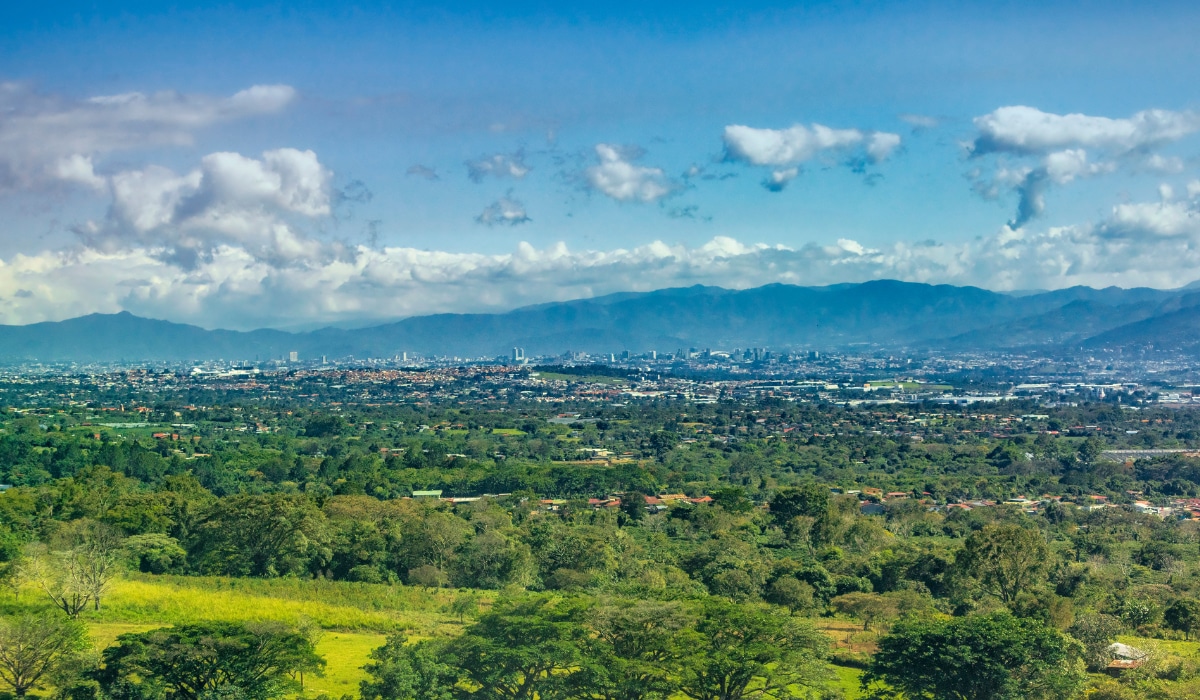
{"left": 4, "top": 574, "right": 481, "bottom": 699}
{"left": 16, "top": 574, "right": 862, "bottom": 699}
{"left": 830, "top": 664, "right": 865, "bottom": 699}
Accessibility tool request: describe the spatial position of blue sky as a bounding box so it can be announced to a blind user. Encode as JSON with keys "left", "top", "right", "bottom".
{"left": 2, "top": 1, "right": 1200, "bottom": 328}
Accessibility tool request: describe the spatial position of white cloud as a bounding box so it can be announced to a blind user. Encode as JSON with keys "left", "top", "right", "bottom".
{"left": 0, "top": 83, "right": 295, "bottom": 192}
{"left": 971, "top": 105, "right": 1200, "bottom": 155}
{"left": 966, "top": 104, "right": 1198, "bottom": 225}
{"left": 476, "top": 195, "right": 530, "bottom": 226}
{"left": 466, "top": 152, "right": 529, "bottom": 183}
{"left": 585, "top": 144, "right": 675, "bottom": 202}
{"left": 763, "top": 168, "right": 799, "bottom": 192}
{"left": 722, "top": 122, "right": 900, "bottom": 190}
{"left": 7, "top": 187, "right": 1200, "bottom": 330}
{"left": 1143, "top": 154, "right": 1185, "bottom": 174}
{"left": 77, "top": 148, "right": 333, "bottom": 267}
{"left": 867, "top": 132, "right": 902, "bottom": 162}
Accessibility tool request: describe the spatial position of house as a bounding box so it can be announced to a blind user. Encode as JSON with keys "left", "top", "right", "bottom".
{"left": 412, "top": 490, "right": 443, "bottom": 499}
{"left": 1105, "top": 643, "right": 1148, "bottom": 675}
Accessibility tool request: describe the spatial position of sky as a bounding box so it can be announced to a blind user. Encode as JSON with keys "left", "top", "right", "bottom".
{"left": 2, "top": 0, "right": 1200, "bottom": 329}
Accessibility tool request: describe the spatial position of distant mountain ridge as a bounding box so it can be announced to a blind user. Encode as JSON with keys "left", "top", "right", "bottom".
{"left": 3, "top": 280, "right": 1199, "bottom": 362}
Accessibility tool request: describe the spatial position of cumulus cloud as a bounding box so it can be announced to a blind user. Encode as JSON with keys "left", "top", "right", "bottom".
{"left": 476, "top": 194, "right": 530, "bottom": 226}
{"left": 585, "top": 144, "right": 676, "bottom": 202}
{"left": 722, "top": 122, "right": 901, "bottom": 190}
{"left": 0, "top": 82, "right": 295, "bottom": 192}
{"left": 967, "top": 105, "right": 1200, "bottom": 225}
{"left": 763, "top": 168, "right": 799, "bottom": 192}
{"left": 971, "top": 106, "right": 1200, "bottom": 156}
{"left": 466, "top": 151, "right": 529, "bottom": 183}
{"left": 75, "top": 148, "right": 333, "bottom": 268}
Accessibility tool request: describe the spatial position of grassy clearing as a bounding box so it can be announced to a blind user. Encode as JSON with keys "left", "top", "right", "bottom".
{"left": 1118, "top": 634, "right": 1200, "bottom": 656}
{"left": 491, "top": 428, "right": 527, "bottom": 436}
{"left": 306, "top": 631, "right": 388, "bottom": 697}
{"left": 829, "top": 664, "right": 865, "bottom": 699}
{"left": 54, "top": 574, "right": 481, "bottom": 636}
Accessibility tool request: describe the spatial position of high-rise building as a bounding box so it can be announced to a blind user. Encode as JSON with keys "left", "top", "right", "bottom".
{"left": 288, "top": 351, "right": 299, "bottom": 362}
{"left": 512, "top": 347, "right": 525, "bottom": 362}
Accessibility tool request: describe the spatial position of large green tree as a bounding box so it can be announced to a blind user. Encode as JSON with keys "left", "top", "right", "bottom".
{"left": 190, "top": 495, "right": 329, "bottom": 577}
{"left": 568, "top": 599, "right": 697, "bottom": 700}
{"left": 0, "top": 612, "right": 90, "bottom": 699}
{"left": 444, "top": 595, "right": 588, "bottom": 700}
{"left": 676, "top": 598, "right": 831, "bottom": 700}
{"left": 957, "top": 524, "right": 1050, "bottom": 605}
{"left": 360, "top": 635, "right": 459, "bottom": 700}
{"left": 863, "top": 612, "right": 1086, "bottom": 700}
{"left": 94, "top": 621, "right": 325, "bottom": 700}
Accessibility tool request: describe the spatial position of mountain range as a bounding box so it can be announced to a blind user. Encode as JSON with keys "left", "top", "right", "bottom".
{"left": 4, "top": 280, "right": 1200, "bottom": 362}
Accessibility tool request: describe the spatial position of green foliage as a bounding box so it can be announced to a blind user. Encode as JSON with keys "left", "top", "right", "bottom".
{"left": 190, "top": 495, "right": 329, "bottom": 577}
{"left": 360, "top": 635, "right": 459, "bottom": 700}
{"left": 676, "top": 598, "right": 831, "bottom": 700}
{"left": 864, "top": 612, "right": 1086, "bottom": 700}
{"left": 1068, "top": 613, "right": 1124, "bottom": 671}
{"left": 125, "top": 534, "right": 188, "bottom": 574}
{"left": 94, "top": 621, "right": 325, "bottom": 700}
{"left": 0, "top": 611, "right": 90, "bottom": 698}
{"left": 1164, "top": 599, "right": 1200, "bottom": 640}
{"left": 957, "top": 524, "right": 1049, "bottom": 605}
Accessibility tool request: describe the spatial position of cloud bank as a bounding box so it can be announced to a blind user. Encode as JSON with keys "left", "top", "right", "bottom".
{"left": 4, "top": 182, "right": 1200, "bottom": 330}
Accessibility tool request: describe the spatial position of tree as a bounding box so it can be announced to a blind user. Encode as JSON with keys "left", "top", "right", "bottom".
{"left": 449, "top": 530, "right": 534, "bottom": 590}
{"left": 1068, "top": 613, "right": 1124, "bottom": 671}
{"left": 446, "top": 595, "right": 587, "bottom": 700}
{"left": 0, "top": 612, "right": 90, "bottom": 698}
{"left": 94, "top": 621, "right": 325, "bottom": 700}
{"left": 1164, "top": 599, "right": 1200, "bottom": 640}
{"left": 125, "top": 533, "right": 187, "bottom": 574}
{"left": 708, "top": 487, "right": 753, "bottom": 514}
{"left": 648, "top": 432, "right": 678, "bottom": 461}
{"left": 408, "top": 565, "right": 446, "bottom": 590}
{"left": 764, "top": 577, "right": 814, "bottom": 614}
{"left": 19, "top": 546, "right": 91, "bottom": 618}
{"left": 958, "top": 524, "right": 1049, "bottom": 606}
{"left": 360, "top": 635, "right": 459, "bottom": 700}
{"left": 677, "top": 598, "right": 831, "bottom": 700}
{"left": 449, "top": 591, "right": 480, "bottom": 624}
{"left": 568, "top": 599, "right": 697, "bottom": 700}
{"left": 830, "top": 592, "right": 900, "bottom": 631}
{"left": 768, "top": 485, "right": 829, "bottom": 527}
{"left": 863, "top": 612, "right": 1086, "bottom": 700}
{"left": 191, "top": 494, "right": 329, "bottom": 577}
{"left": 620, "top": 492, "right": 647, "bottom": 523}
{"left": 304, "top": 414, "right": 347, "bottom": 438}
{"left": 20, "top": 522, "right": 124, "bottom": 618}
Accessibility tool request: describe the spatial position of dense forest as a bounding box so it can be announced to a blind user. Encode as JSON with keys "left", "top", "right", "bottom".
{"left": 5, "top": 393, "right": 1200, "bottom": 699}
